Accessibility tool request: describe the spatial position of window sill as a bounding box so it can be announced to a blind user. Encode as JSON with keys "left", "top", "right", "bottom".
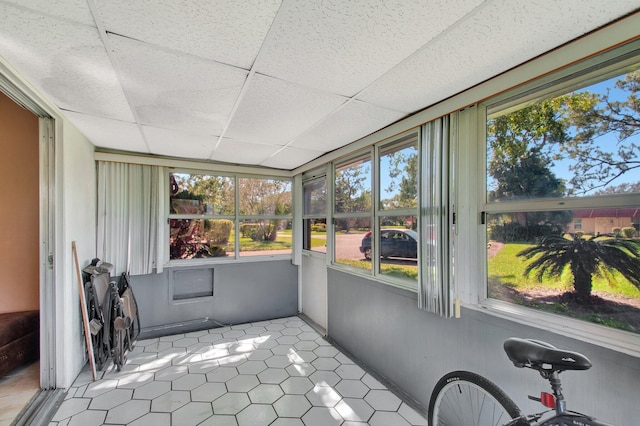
{"left": 468, "top": 299, "right": 640, "bottom": 358}
{"left": 328, "top": 263, "right": 418, "bottom": 293}
{"left": 165, "top": 253, "right": 292, "bottom": 268}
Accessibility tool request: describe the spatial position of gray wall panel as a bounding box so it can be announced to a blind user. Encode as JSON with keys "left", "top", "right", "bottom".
{"left": 130, "top": 260, "right": 298, "bottom": 338}
{"left": 327, "top": 268, "right": 640, "bottom": 426}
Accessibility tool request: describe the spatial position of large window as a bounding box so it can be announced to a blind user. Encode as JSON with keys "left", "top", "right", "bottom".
{"left": 238, "top": 177, "right": 292, "bottom": 257}
{"left": 168, "top": 172, "right": 292, "bottom": 260}
{"left": 333, "top": 154, "right": 372, "bottom": 271}
{"left": 377, "top": 135, "right": 419, "bottom": 284}
{"left": 332, "top": 133, "right": 421, "bottom": 289}
{"left": 303, "top": 176, "right": 327, "bottom": 253}
{"left": 484, "top": 57, "right": 640, "bottom": 334}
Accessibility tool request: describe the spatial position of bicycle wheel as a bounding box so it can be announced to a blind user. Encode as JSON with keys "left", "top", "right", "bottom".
{"left": 428, "top": 371, "right": 522, "bottom": 426}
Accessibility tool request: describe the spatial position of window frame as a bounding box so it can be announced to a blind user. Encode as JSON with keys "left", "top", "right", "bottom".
{"left": 374, "top": 132, "right": 420, "bottom": 290}
{"left": 302, "top": 174, "right": 328, "bottom": 255}
{"left": 166, "top": 168, "right": 293, "bottom": 265}
{"left": 471, "top": 40, "right": 640, "bottom": 354}
{"left": 330, "top": 131, "right": 425, "bottom": 292}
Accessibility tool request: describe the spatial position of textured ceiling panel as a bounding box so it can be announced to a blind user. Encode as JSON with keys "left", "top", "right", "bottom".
{"left": 260, "top": 146, "right": 325, "bottom": 170}
{"left": 63, "top": 111, "right": 148, "bottom": 153}
{"left": 110, "top": 35, "right": 248, "bottom": 135}
{"left": 94, "top": 0, "right": 281, "bottom": 69}
{"left": 258, "top": 0, "right": 483, "bottom": 97}
{"left": 142, "top": 126, "right": 216, "bottom": 159}
{"left": 289, "top": 100, "right": 406, "bottom": 152}
{"left": 0, "top": 0, "right": 94, "bottom": 25}
{"left": 0, "top": 3, "right": 133, "bottom": 121}
{"left": 358, "top": 0, "right": 640, "bottom": 112}
{"left": 224, "top": 74, "right": 347, "bottom": 145}
{"left": 210, "top": 138, "right": 281, "bottom": 166}
{"left": 1, "top": 0, "right": 637, "bottom": 170}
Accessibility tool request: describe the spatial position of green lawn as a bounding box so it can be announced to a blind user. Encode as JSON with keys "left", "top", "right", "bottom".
{"left": 488, "top": 242, "right": 640, "bottom": 333}
{"left": 488, "top": 243, "right": 640, "bottom": 298}
{"left": 336, "top": 258, "right": 418, "bottom": 281}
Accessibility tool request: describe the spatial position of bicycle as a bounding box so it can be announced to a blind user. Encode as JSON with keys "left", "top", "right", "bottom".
{"left": 428, "top": 337, "right": 613, "bottom": 425}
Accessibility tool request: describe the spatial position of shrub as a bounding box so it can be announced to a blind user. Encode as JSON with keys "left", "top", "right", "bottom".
{"left": 622, "top": 226, "right": 636, "bottom": 238}
{"left": 205, "top": 220, "right": 233, "bottom": 244}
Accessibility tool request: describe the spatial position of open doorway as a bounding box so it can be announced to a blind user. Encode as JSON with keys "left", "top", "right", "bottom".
{"left": 0, "top": 90, "right": 43, "bottom": 423}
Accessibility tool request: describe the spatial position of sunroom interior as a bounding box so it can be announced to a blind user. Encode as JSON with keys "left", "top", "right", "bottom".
{"left": 0, "top": 1, "right": 639, "bottom": 425}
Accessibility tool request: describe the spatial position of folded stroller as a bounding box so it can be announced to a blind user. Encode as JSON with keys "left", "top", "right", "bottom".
{"left": 83, "top": 260, "right": 140, "bottom": 371}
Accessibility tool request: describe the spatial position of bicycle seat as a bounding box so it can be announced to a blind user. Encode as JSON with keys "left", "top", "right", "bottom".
{"left": 504, "top": 337, "right": 592, "bottom": 372}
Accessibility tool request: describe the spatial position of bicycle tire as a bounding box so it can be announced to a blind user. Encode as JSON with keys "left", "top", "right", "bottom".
{"left": 428, "top": 371, "right": 523, "bottom": 426}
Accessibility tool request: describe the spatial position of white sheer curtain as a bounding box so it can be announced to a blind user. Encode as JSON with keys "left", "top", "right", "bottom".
{"left": 97, "top": 161, "right": 161, "bottom": 275}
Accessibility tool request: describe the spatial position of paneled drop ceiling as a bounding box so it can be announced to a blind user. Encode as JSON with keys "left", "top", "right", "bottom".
{"left": 0, "top": 1, "right": 638, "bottom": 170}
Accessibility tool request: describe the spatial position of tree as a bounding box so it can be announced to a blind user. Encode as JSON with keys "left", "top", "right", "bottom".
{"left": 238, "top": 178, "right": 291, "bottom": 241}
{"left": 560, "top": 71, "right": 640, "bottom": 194}
{"left": 487, "top": 102, "right": 572, "bottom": 239}
{"left": 334, "top": 163, "right": 371, "bottom": 214}
{"left": 518, "top": 233, "right": 640, "bottom": 300}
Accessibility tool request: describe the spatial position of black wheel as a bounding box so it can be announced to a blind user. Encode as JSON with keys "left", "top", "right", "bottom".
{"left": 363, "top": 247, "right": 372, "bottom": 260}
{"left": 428, "top": 371, "right": 522, "bottom": 426}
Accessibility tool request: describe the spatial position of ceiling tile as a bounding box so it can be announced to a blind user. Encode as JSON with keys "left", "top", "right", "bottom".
{"left": 210, "top": 138, "right": 281, "bottom": 166}
{"left": 142, "top": 126, "right": 216, "bottom": 159}
{"left": 224, "top": 74, "right": 348, "bottom": 146}
{"left": 109, "top": 34, "right": 248, "bottom": 135}
{"left": 289, "top": 100, "right": 406, "bottom": 152}
{"left": 260, "top": 146, "right": 325, "bottom": 170}
{"left": 0, "top": 0, "right": 95, "bottom": 26}
{"left": 94, "top": 0, "right": 281, "bottom": 69}
{"left": 63, "top": 111, "right": 148, "bottom": 154}
{"left": 0, "top": 3, "right": 133, "bottom": 121}
{"left": 358, "top": 0, "right": 640, "bottom": 112}
{"left": 257, "top": 0, "right": 484, "bottom": 97}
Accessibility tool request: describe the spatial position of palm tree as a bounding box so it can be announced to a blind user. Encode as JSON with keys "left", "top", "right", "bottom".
{"left": 517, "top": 233, "right": 640, "bottom": 300}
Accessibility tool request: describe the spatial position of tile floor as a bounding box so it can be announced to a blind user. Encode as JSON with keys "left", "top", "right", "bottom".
{"left": 49, "top": 316, "right": 427, "bottom": 426}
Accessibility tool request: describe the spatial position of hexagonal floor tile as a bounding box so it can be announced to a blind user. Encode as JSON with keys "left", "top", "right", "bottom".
{"left": 312, "top": 357, "right": 340, "bottom": 371}
{"left": 273, "top": 394, "right": 311, "bottom": 417}
{"left": 237, "top": 360, "right": 268, "bottom": 375}
{"left": 133, "top": 380, "right": 171, "bottom": 400}
{"left": 226, "top": 374, "right": 260, "bottom": 392}
{"left": 309, "top": 370, "right": 341, "bottom": 387}
{"left": 265, "top": 355, "right": 292, "bottom": 369}
{"left": 305, "top": 385, "right": 343, "bottom": 408}
{"left": 88, "top": 388, "right": 133, "bottom": 410}
{"left": 364, "top": 389, "right": 402, "bottom": 411}
{"left": 172, "top": 373, "right": 206, "bottom": 390}
{"left": 301, "top": 406, "right": 343, "bottom": 426}
{"left": 67, "top": 409, "right": 107, "bottom": 426}
{"left": 369, "top": 410, "right": 412, "bottom": 426}
{"left": 206, "top": 366, "right": 238, "bottom": 383}
{"left": 335, "top": 364, "right": 365, "bottom": 380}
{"left": 105, "top": 399, "right": 150, "bottom": 424}
{"left": 236, "top": 404, "right": 278, "bottom": 426}
{"left": 155, "top": 365, "right": 189, "bottom": 381}
{"left": 248, "top": 384, "right": 284, "bottom": 404}
{"left": 270, "top": 419, "right": 304, "bottom": 426}
{"left": 191, "top": 382, "right": 227, "bottom": 402}
{"left": 286, "top": 362, "right": 316, "bottom": 378}
{"left": 335, "top": 398, "right": 374, "bottom": 422}
{"left": 171, "top": 401, "right": 213, "bottom": 426}
{"left": 211, "top": 392, "right": 250, "bottom": 415}
{"left": 128, "top": 412, "right": 171, "bottom": 426}
{"left": 280, "top": 377, "right": 314, "bottom": 395}
{"left": 150, "top": 390, "right": 191, "bottom": 412}
{"left": 336, "top": 379, "right": 370, "bottom": 398}
{"left": 257, "top": 368, "right": 289, "bottom": 384}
